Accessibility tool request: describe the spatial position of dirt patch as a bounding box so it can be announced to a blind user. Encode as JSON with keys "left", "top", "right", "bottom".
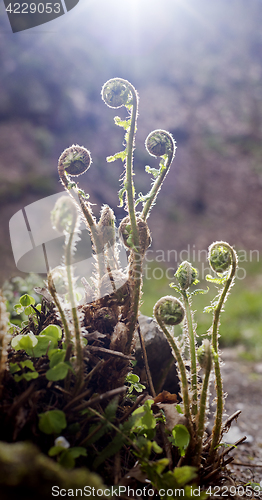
{"left": 211, "top": 347, "right": 262, "bottom": 487}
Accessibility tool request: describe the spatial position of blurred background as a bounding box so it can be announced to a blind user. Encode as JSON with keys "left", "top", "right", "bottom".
{"left": 1, "top": 0, "right": 262, "bottom": 354}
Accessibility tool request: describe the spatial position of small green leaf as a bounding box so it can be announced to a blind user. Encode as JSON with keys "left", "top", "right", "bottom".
{"left": 14, "top": 304, "right": 24, "bottom": 314}
{"left": 152, "top": 441, "right": 163, "bottom": 454}
{"left": 68, "top": 447, "right": 87, "bottom": 459}
{"left": 114, "top": 116, "right": 131, "bottom": 130}
{"left": 9, "top": 363, "right": 20, "bottom": 374}
{"left": 169, "top": 283, "right": 182, "bottom": 295}
{"left": 24, "top": 305, "right": 36, "bottom": 315}
{"left": 39, "top": 410, "right": 67, "bottom": 435}
{"left": 145, "top": 165, "right": 161, "bottom": 179}
{"left": 58, "top": 450, "right": 75, "bottom": 469}
{"left": 171, "top": 424, "right": 190, "bottom": 457}
{"left": 14, "top": 371, "right": 38, "bottom": 382}
{"left": 40, "top": 325, "right": 62, "bottom": 341}
{"left": 21, "top": 371, "right": 39, "bottom": 381}
{"left": 106, "top": 150, "right": 127, "bottom": 163}
{"left": 49, "top": 350, "right": 66, "bottom": 368}
{"left": 26, "top": 335, "right": 57, "bottom": 357}
{"left": 48, "top": 348, "right": 64, "bottom": 359}
{"left": 106, "top": 155, "right": 116, "bottom": 163}
{"left": 46, "top": 362, "right": 70, "bottom": 381}
{"left": 134, "top": 435, "right": 153, "bottom": 459}
{"left": 11, "top": 332, "right": 38, "bottom": 352}
{"left": 77, "top": 188, "right": 89, "bottom": 199}
{"left": 48, "top": 445, "right": 66, "bottom": 457}
{"left": 126, "top": 372, "right": 146, "bottom": 395}
{"left": 203, "top": 305, "right": 216, "bottom": 313}
{"left": 126, "top": 373, "right": 140, "bottom": 383}
{"left": 142, "top": 408, "right": 156, "bottom": 431}
{"left": 190, "top": 288, "right": 209, "bottom": 296}
{"left": 20, "top": 294, "right": 35, "bottom": 307}
{"left": 10, "top": 359, "right": 38, "bottom": 382}
{"left": 173, "top": 465, "right": 197, "bottom": 486}
{"left": 151, "top": 458, "right": 169, "bottom": 475}
{"left": 19, "top": 332, "right": 38, "bottom": 350}
{"left": 176, "top": 404, "right": 183, "bottom": 414}
{"left": 134, "top": 192, "right": 151, "bottom": 207}
{"left": 205, "top": 274, "right": 227, "bottom": 285}
{"left": 132, "top": 400, "right": 156, "bottom": 432}
{"left": 20, "top": 360, "right": 35, "bottom": 371}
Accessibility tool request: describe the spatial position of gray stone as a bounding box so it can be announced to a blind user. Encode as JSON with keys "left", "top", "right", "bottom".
{"left": 135, "top": 315, "right": 180, "bottom": 395}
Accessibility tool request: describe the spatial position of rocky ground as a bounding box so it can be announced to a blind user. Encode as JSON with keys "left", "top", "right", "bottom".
{"left": 216, "top": 347, "right": 262, "bottom": 490}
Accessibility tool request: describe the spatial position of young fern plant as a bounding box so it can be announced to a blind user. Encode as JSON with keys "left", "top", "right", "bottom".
{"left": 206, "top": 241, "right": 238, "bottom": 462}
{"left": 54, "top": 78, "right": 176, "bottom": 362}
{"left": 36, "top": 77, "right": 177, "bottom": 398}
{"left": 174, "top": 261, "right": 200, "bottom": 417}
{"left": 57, "top": 145, "right": 106, "bottom": 292}
{"left": 153, "top": 296, "right": 193, "bottom": 435}
{"left": 102, "top": 78, "right": 176, "bottom": 353}
{"left": 153, "top": 242, "right": 238, "bottom": 473}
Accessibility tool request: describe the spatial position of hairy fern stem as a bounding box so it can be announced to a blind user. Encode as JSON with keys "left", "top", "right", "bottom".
{"left": 208, "top": 243, "right": 237, "bottom": 460}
